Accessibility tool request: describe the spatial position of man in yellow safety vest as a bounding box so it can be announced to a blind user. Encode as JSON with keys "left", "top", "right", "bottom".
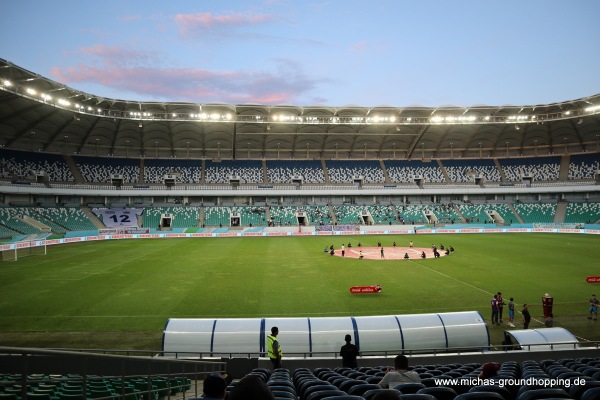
{"left": 267, "top": 326, "right": 282, "bottom": 369}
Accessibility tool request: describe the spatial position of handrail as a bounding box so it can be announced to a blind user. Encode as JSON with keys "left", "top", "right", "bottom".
{"left": 48, "top": 340, "right": 599, "bottom": 359}
{"left": 0, "top": 347, "right": 227, "bottom": 400}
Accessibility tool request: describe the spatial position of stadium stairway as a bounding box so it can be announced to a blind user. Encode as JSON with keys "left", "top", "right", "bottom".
{"left": 560, "top": 155, "right": 570, "bottom": 180}
{"left": 328, "top": 204, "right": 337, "bottom": 225}
{"left": 452, "top": 205, "right": 466, "bottom": 223}
{"left": 321, "top": 160, "right": 331, "bottom": 184}
{"left": 81, "top": 207, "right": 105, "bottom": 229}
{"left": 438, "top": 160, "right": 451, "bottom": 183}
{"left": 379, "top": 159, "right": 391, "bottom": 184}
{"left": 21, "top": 215, "right": 51, "bottom": 233}
{"left": 494, "top": 159, "right": 508, "bottom": 182}
{"left": 139, "top": 158, "right": 145, "bottom": 184}
{"left": 554, "top": 202, "right": 568, "bottom": 223}
{"left": 507, "top": 204, "right": 524, "bottom": 224}
{"left": 262, "top": 160, "right": 268, "bottom": 183}
{"left": 64, "top": 155, "right": 85, "bottom": 183}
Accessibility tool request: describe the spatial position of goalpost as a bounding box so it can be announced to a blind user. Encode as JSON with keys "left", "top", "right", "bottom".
{"left": 1, "top": 241, "right": 47, "bottom": 262}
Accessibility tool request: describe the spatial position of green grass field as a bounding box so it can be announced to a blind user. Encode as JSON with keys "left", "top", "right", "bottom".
{"left": 0, "top": 233, "right": 598, "bottom": 350}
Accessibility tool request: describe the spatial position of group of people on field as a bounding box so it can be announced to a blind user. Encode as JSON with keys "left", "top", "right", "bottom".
{"left": 491, "top": 292, "right": 599, "bottom": 331}
{"left": 491, "top": 292, "right": 529, "bottom": 329}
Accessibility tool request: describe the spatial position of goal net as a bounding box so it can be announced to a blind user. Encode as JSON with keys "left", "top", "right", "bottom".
{"left": 1, "top": 241, "right": 47, "bottom": 262}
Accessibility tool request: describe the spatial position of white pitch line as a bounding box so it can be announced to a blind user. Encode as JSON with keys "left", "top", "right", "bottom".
{"left": 408, "top": 259, "right": 493, "bottom": 296}
{"left": 408, "top": 259, "right": 592, "bottom": 341}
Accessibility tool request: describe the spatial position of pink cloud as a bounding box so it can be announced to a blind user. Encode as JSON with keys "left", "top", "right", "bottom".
{"left": 49, "top": 47, "right": 327, "bottom": 105}
{"left": 78, "top": 44, "right": 157, "bottom": 65}
{"left": 175, "top": 11, "right": 275, "bottom": 37}
{"left": 350, "top": 40, "right": 368, "bottom": 52}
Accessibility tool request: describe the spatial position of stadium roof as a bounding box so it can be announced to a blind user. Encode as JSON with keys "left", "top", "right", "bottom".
{"left": 1, "top": 58, "right": 599, "bottom": 160}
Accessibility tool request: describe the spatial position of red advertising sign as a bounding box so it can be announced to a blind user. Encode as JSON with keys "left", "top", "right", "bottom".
{"left": 350, "top": 286, "right": 382, "bottom": 294}
{"left": 586, "top": 276, "right": 600, "bottom": 283}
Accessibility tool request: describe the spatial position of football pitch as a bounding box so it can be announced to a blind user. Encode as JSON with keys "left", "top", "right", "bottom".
{"left": 0, "top": 233, "right": 598, "bottom": 351}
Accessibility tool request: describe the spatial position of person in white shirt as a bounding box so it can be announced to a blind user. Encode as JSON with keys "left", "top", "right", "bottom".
{"left": 378, "top": 355, "right": 421, "bottom": 388}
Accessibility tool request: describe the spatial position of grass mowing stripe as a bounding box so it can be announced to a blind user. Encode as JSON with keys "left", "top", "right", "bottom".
{"left": 408, "top": 259, "right": 495, "bottom": 296}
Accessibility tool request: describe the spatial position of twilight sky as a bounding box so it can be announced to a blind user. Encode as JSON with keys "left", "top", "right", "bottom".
{"left": 2, "top": 0, "right": 600, "bottom": 108}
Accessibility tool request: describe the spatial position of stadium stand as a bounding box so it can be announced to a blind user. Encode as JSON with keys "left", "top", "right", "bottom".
{"left": 0, "top": 148, "right": 74, "bottom": 182}
{"left": 442, "top": 159, "right": 501, "bottom": 183}
{"left": 204, "top": 160, "right": 263, "bottom": 184}
{"left": 0, "top": 207, "right": 45, "bottom": 235}
{"left": 232, "top": 206, "right": 267, "bottom": 226}
{"left": 569, "top": 153, "right": 600, "bottom": 180}
{"left": 384, "top": 160, "right": 445, "bottom": 183}
{"left": 6, "top": 355, "right": 600, "bottom": 400}
{"left": 564, "top": 202, "right": 600, "bottom": 224}
{"left": 34, "top": 207, "right": 97, "bottom": 232}
{"left": 217, "top": 357, "right": 600, "bottom": 400}
{"left": 201, "top": 205, "right": 267, "bottom": 227}
{"left": 325, "top": 160, "right": 385, "bottom": 184}
{"left": 143, "top": 159, "right": 202, "bottom": 184}
{"left": 365, "top": 204, "right": 398, "bottom": 225}
{"left": 395, "top": 204, "right": 431, "bottom": 224}
{"left": 267, "top": 160, "right": 325, "bottom": 184}
{"left": 303, "top": 205, "right": 333, "bottom": 226}
{"left": 332, "top": 205, "right": 367, "bottom": 225}
{"left": 457, "top": 203, "right": 516, "bottom": 224}
{"left": 513, "top": 202, "right": 557, "bottom": 224}
{"left": 5, "top": 355, "right": 600, "bottom": 400}
{"left": 425, "top": 204, "right": 464, "bottom": 224}
{"left": 202, "top": 206, "right": 232, "bottom": 227}
{"left": 142, "top": 206, "right": 200, "bottom": 229}
{"left": 74, "top": 155, "right": 140, "bottom": 183}
{"left": 268, "top": 205, "right": 301, "bottom": 226}
{"left": 498, "top": 157, "right": 561, "bottom": 182}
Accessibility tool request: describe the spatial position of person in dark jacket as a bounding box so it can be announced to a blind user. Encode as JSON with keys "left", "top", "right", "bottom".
{"left": 340, "top": 334, "right": 359, "bottom": 368}
{"left": 522, "top": 304, "right": 531, "bottom": 329}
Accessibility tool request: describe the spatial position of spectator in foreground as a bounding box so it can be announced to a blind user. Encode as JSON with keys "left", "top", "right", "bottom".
{"left": 478, "top": 362, "right": 500, "bottom": 379}
{"left": 202, "top": 374, "right": 228, "bottom": 400}
{"left": 228, "top": 375, "right": 275, "bottom": 400}
{"left": 378, "top": 355, "right": 421, "bottom": 388}
{"left": 372, "top": 390, "right": 401, "bottom": 400}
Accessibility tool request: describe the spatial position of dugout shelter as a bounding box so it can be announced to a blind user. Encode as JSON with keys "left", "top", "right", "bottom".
{"left": 162, "top": 311, "right": 490, "bottom": 357}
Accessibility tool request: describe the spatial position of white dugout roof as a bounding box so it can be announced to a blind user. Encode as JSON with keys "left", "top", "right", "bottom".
{"left": 162, "top": 311, "right": 490, "bottom": 357}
